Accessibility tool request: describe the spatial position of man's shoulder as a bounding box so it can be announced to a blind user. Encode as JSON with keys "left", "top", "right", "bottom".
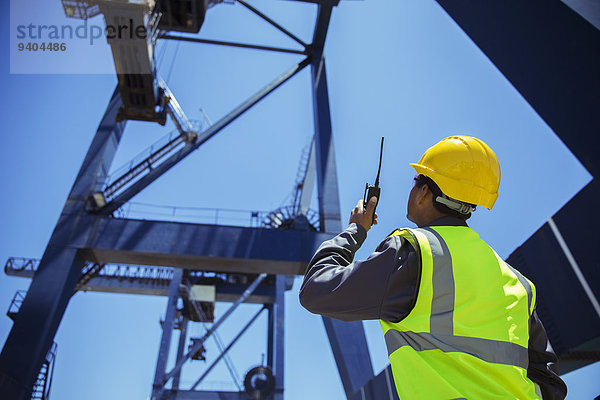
{"left": 377, "top": 228, "right": 419, "bottom": 254}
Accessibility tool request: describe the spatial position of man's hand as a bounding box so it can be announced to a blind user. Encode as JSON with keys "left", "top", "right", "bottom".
{"left": 349, "top": 197, "right": 378, "bottom": 232}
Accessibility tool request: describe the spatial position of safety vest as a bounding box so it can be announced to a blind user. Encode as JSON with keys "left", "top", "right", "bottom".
{"left": 380, "top": 226, "right": 542, "bottom": 399}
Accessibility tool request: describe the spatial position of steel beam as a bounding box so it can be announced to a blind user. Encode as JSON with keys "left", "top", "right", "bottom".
{"left": 311, "top": 3, "right": 336, "bottom": 61}
{"left": 299, "top": 137, "right": 317, "bottom": 216}
{"left": 5, "top": 261, "right": 278, "bottom": 302}
{"left": 267, "top": 303, "right": 275, "bottom": 370}
{"left": 434, "top": 0, "right": 600, "bottom": 178}
{"left": 311, "top": 59, "right": 342, "bottom": 234}
{"left": 237, "top": 0, "right": 307, "bottom": 48}
{"left": 0, "top": 86, "right": 126, "bottom": 400}
{"left": 152, "top": 268, "right": 184, "bottom": 400}
{"left": 322, "top": 318, "right": 374, "bottom": 398}
{"left": 310, "top": 27, "right": 374, "bottom": 396}
{"left": 81, "top": 217, "right": 332, "bottom": 275}
{"left": 271, "top": 275, "right": 286, "bottom": 400}
{"left": 172, "top": 318, "right": 189, "bottom": 391}
{"left": 160, "top": 35, "right": 307, "bottom": 56}
{"left": 76, "top": 276, "right": 277, "bottom": 303}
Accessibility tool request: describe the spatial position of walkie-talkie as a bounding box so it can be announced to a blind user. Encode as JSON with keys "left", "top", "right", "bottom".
{"left": 363, "top": 137, "right": 384, "bottom": 226}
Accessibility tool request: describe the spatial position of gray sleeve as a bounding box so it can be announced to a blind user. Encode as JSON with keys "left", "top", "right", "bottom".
{"left": 527, "top": 309, "right": 568, "bottom": 400}
{"left": 299, "top": 223, "right": 419, "bottom": 322}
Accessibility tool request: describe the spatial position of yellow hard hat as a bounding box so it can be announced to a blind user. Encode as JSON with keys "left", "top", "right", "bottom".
{"left": 410, "top": 136, "right": 501, "bottom": 210}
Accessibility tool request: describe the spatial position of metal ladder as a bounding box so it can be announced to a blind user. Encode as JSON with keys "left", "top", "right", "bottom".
{"left": 6, "top": 291, "right": 57, "bottom": 400}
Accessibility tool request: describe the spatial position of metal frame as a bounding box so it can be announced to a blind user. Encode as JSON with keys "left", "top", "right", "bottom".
{"left": 0, "top": 1, "right": 377, "bottom": 399}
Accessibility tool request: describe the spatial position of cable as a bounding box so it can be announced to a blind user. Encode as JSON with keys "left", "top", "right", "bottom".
{"left": 166, "top": 39, "right": 180, "bottom": 83}
{"left": 181, "top": 282, "right": 242, "bottom": 390}
{"left": 157, "top": 39, "right": 169, "bottom": 70}
{"left": 213, "top": 332, "right": 242, "bottom": 390}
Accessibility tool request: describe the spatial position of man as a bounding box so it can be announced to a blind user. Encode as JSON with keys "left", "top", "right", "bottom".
{"left": 299, "top": 136, "right": 567, "bottom": 399}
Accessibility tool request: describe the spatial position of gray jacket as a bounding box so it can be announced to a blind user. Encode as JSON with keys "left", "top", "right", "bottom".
{"left": 299, "top": 216, "right": 567, "bottom": 400}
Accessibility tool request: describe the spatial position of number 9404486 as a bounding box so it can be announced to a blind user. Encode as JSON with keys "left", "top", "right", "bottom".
{"left": 18, "top": 42, "right": 66, "bottom": 52}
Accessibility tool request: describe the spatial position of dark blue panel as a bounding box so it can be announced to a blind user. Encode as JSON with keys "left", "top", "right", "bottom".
{"left": 435, "top": 0, "right": 600, "bottom": 178}
{"left": 552, "top": 181, "right": 600, "bottom": 304}
{"left": 507, "top": 180, "right": 600, "bottom": 372}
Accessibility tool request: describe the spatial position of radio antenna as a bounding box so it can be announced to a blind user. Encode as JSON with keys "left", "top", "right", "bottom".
{"left": 374, "top": 137, "right": 384, "bottom": 186}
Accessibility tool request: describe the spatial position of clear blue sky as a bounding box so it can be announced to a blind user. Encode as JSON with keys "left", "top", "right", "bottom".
{"left": 1, "top": 0, "right": 598, "bottom": 399}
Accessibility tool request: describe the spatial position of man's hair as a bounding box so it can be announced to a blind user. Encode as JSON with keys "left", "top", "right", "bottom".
{"left": 414, "top": 175, "right": 474, "bottom": 221}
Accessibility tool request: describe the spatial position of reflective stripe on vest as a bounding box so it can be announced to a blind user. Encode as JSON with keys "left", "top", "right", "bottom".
{"left": 382, "top": 226, "right": 538, "bottom": 399}
{"left": 383, "top": 330, "right": 528, "bottom": 369}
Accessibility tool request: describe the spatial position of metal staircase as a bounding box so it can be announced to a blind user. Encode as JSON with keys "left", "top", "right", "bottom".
{"left": 6, "top": 291, "right": 57, "bottom": 400}
{"left": 29, "top": 343, "right": 57, "bottom": 400}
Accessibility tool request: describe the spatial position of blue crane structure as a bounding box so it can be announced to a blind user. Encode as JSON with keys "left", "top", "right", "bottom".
{"left": 2, "top": 0, "right": 600, "bottom": 399}
{"left": 0, "top": 1, "right": 384, "bottom": 399}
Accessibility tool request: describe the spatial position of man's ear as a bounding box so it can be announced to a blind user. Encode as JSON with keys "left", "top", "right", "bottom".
{"left": 416, "top": 184, "right": 429, "bottom": 205}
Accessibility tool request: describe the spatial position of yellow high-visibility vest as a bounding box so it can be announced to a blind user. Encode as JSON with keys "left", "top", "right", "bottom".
{"left": 381, "top": 226, "right": 542, "bottom": 399}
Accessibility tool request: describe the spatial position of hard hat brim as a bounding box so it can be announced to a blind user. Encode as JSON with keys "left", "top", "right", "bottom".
{"left": 410, "top": 163, "right": 498, "bottom": 210}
